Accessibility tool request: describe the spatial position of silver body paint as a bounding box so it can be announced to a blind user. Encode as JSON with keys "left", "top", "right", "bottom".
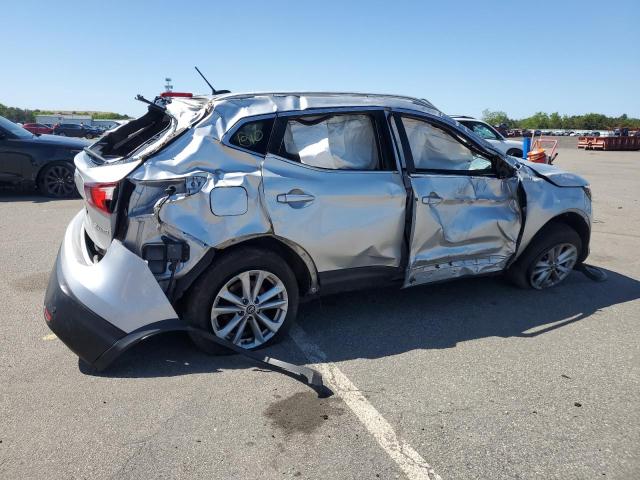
{"left": 515, "top": 162, "right": 591, "bottom": 257}
{"left": 262, "top": 153, "right": 407, "bottom": 272}
{"left": 66, "top": 92, "right": 591, "bottom": 333}
{"left": 60, "top": 211, "right": 177, "bottom": 333}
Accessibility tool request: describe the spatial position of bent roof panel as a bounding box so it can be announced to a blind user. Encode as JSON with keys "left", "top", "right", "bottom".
{"left": 203, "top": 92, "right": 443, "bottom": 139}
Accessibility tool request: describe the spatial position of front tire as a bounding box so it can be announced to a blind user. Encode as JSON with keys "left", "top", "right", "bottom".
{"left": 507, "top": 223, "right": 582, "bottom": 289}
{"left": 183, "top": 248, "right": 299, "bottom": 355}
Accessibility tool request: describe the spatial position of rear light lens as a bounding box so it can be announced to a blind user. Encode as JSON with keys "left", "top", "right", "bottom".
{"left": 44, "top": 306, "right": 53, "bottom": 323}
{"left": 84, "top": 182, "right": 118, "bottom": 214}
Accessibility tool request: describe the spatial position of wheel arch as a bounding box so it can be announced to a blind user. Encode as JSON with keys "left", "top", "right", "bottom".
{"left": 530, "top": 211, "right": 590, "bottom": 263}
{"left": 175, "top": 235, "right": 318, "bottom": 304}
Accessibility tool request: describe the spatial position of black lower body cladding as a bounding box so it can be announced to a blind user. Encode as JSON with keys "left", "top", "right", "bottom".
{"left": 44, "top": 256, "right": 126, "bottom": 365}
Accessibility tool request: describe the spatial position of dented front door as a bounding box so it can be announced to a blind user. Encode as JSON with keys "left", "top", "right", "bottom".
{"left": 392, "top": 113, "right": 522, "bottom": 286}
{"left": 406, "top": 173, "right": 521, "bottom": 285}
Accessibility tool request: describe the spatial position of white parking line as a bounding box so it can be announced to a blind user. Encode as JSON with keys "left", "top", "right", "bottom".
{"left": 289, "top": 325, "right": 442, "bottom": 480}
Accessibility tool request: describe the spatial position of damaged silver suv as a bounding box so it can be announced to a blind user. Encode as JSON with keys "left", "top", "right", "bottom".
{"left": 44, "top": 91, "right": 592, "bottom": 369}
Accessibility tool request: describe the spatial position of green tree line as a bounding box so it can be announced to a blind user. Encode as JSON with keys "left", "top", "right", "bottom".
{"left": 482, "top": 109, "right": 640, "bottom": 130}
{"left": 0, "top": 103, "right": 131, "bottom": 123}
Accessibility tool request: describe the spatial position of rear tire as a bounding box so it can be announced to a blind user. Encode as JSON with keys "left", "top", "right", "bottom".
{"left": 183, "top": 247, "right": 299, "bottom": 355}
{"left": 507, "top": 223, "right": 582, "bottom": 289}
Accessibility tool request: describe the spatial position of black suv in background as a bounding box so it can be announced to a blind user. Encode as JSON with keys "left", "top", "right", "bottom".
{"left": 53, "top": 123, "right": 101, "bottom": 139}
{"left": 0, "top": 116, "right": 89, "bottom": 197}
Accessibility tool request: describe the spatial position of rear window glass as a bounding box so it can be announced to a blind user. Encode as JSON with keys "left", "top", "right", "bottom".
{"left": 86, "top": 107, "right": 172, "bottom": 163}
{"left": 229, "top": 118, "right": 274, "bottom": 155}
{"left": 278, "top": 114, "right": 380, "bottom": 170}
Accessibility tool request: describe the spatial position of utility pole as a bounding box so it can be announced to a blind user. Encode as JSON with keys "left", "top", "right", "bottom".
{"left": 164, "top": 77, "right": 173, "bottom": 92}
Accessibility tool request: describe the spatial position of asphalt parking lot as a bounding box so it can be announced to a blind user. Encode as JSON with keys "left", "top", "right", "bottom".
{"left": 1, "top": 139, "right": 639, "bottom": 479}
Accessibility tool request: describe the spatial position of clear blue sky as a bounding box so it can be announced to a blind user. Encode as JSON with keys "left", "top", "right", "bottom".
{"left": 4, "top": 0, "right": 639, "bottom": 119}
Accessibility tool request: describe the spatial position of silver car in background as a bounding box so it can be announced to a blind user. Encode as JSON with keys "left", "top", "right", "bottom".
{"left": 44, "top": 92, "right": 592, "bottom": 368}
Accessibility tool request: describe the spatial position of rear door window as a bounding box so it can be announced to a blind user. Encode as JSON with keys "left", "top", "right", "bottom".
{"left": 276, "top": 113, "right": 381, "bottom": 171}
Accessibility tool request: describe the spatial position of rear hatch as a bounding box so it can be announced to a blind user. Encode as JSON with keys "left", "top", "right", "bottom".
{"left": 75, "top": 95, "right": 211, "bottom": 251}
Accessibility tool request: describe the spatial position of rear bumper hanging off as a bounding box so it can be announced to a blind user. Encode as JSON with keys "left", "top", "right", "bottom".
{"left": 44, "top": 212, "right": 330, "bottom": 397}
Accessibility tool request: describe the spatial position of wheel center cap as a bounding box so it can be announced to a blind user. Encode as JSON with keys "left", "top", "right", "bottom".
{"left": 246, "top": 305, "right": 256, "bottom": 315}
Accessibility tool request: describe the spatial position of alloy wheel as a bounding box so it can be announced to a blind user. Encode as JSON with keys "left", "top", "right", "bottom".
{"left": 529, "top": 243, "right": 578, "bottom": 289}
{"left": 43, "top": 165, "right": 76, "bottom": 198}
{"left": 210, "top": 270, "right": 288, "bottom": 348}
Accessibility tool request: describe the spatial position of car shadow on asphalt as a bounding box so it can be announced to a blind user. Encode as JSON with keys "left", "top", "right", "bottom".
{"left": 81, "top": 267, "right": 640, "bottom": 380}
{"left": 292, "top": 268, "right": 640, "bottom": 362}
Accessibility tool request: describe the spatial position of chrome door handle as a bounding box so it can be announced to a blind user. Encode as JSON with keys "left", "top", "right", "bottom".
{"left": 277, "top": 193, "right": 315, "bottom": 204}
{"left": 422, "top": 193, "right": 443, "bottom": 205}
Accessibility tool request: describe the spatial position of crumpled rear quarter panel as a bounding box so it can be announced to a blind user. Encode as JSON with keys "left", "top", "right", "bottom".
{"left": 125, "top": 124, "right": 274, "bottom": 281}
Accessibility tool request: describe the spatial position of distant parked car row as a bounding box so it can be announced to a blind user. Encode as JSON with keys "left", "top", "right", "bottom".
{"left": 506, "top": 129, "right": 603, "bottom": 137}
{"left": 21, "top": 122, "right": 108, "bottom": 139}
{"left": 505, "top": 129, "right": 639, "bottom": 138}
{"left": 52, "top": 123, "right": 104, "bottom": 139}
{"left": 0, "top": 116, "right": 89, "bottom": 197}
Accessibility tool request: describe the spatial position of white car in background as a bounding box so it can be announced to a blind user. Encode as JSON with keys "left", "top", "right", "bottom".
{"left": 453, "top": 116, "right": 524, "bottom": 158}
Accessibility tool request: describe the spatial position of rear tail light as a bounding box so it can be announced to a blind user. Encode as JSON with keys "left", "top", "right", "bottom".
{"left": 84, "top": 182, "right": 118, "bottom": 214}
{"left": 44, "top": 306, "right": 53, "bottom": 323}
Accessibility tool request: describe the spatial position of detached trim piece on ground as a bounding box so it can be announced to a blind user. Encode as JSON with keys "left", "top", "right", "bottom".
{"left": 96, "top": 319, "right": 332, "bottom": 398}
{"left": 44, "top": 262, "right": 331, "bottom": 398}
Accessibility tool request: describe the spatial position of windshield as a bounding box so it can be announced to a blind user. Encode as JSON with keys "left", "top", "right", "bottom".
{"left": 0, "top": 116, "right": 33, "bottom": 139}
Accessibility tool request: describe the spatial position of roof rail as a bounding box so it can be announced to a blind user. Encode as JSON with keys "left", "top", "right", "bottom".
{"left": 213, "top": 91, "right": 440, "bottom": 112}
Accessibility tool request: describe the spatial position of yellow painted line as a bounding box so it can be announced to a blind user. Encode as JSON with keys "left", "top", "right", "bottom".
{"left": 42, "top": 333, "right": 57, "bottom": 341}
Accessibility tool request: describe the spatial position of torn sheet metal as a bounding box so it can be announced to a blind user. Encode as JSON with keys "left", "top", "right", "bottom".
{"left": 406, "top": 174, "right": 521, "bottom": 286}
